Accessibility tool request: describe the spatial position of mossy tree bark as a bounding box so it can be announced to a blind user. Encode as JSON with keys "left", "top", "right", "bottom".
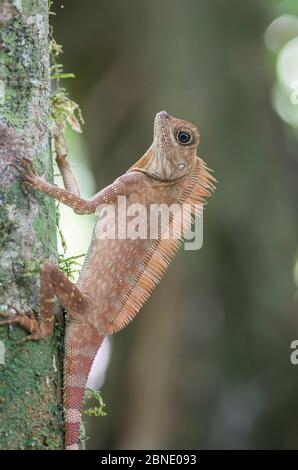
{"left": 0, "top": 0, "right": 64, "bottom": 449}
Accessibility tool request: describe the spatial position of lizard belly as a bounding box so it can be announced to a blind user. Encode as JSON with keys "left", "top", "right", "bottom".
{"left": 75, "top": 181, "right": 159, "bottom": 334}
{"left": 79, "top": 236, "right": 152, "bottom": 331}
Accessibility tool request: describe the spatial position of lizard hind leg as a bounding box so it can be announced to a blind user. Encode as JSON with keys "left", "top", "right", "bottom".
{"left": 0, "top": 260, "right": 92, "bottom": 341}
{"left": 0, "top": 258, "right": 60, "bottom": 341}
{"left": 40, "top": 260, "right": 92, "bottom": 323}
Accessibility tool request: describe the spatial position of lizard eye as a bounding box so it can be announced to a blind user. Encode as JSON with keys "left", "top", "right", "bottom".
{"left": 177, "top": 130, "right": 192, "bottom": 145}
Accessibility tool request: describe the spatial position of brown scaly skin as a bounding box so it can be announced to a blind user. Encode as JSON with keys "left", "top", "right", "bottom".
{"left": 0, "top": 111, "right": 216, "bottom": 449}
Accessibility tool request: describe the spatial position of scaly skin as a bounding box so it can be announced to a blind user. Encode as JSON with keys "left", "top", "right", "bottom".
{"left": 0, "top": 111, "right": 216, "bottom": 449}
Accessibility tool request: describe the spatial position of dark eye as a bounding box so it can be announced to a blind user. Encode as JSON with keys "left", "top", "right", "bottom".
{"left": 177, "top": 130, "right": 191, "bottom": 145}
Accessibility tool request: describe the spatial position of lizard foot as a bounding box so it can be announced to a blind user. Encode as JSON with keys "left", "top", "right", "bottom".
{"left": 0, "top": 308, "right": 50, "bottom": 342}
{"left": 9, "top": 157, "right": 46, "bottom": 191}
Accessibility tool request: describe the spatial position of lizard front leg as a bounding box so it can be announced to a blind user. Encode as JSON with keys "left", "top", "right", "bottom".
{"left": 15, "top": 157, "right": 96, "bottom": 214}
{"left": 14, "top": 157, "right": 126, "bottom": 214}
{"left": 0, "top": 261, "right": 92, "bottom": 341}
{"left": 54, "top": 133, "right": 81, "bottom": 199}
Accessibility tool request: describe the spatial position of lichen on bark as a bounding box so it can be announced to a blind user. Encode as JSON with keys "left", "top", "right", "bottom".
{"left": 0, "top": 0, "right": 64, "bottom": 449}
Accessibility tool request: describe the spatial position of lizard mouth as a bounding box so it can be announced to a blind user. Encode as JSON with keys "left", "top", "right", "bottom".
{"left": 128, "top": 111, "right": 172, "bottom": 176}
{"left": 154, "top": 111, "right": 172, "bottom": 160}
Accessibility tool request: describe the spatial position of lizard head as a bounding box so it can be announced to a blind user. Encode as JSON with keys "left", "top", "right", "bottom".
{"left": 129, "top": 111, "right": 200, "bottom": 181}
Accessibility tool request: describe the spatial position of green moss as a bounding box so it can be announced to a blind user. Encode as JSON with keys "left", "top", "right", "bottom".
{"left": 0, "top": 203, "right": 18, "bottom": 252}
{"left": 22, "top": 0, "right": 49, "bottom": 17}
{"left": 0, "top": 324, "right": 64, "bottom": 449}
{"left": 32, "top": 204, "right": 56, "bottom": 257}
{"left": 0, "top": 179, "right": 56, "bottom": 291}
{"left": 83, "top": 389, "right": 107, "bottom": 418}
{"left": 0, "top": 14, "right": 45, "bottom": 127}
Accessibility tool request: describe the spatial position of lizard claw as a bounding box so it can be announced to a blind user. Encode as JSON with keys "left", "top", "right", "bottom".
{"left": 0, "top": 313, "right": 20, "bottom": 327}
{"left": 10, "top": 157, "right": 46, "bottom": 190}
{"left": 22, "top": 157, "right": 36, "bottom": 172}
{"left": 0, "top": 311, "right": 12, "bottom": 320}
{"left": 19, "top": 157, "right": 37, "bottom": 176}
{"left": 0, "top": 316, "right": 35, "bottom": 344}
{"left": 0, "top": 308, "right": 51, "bottom": 341}
{"left": 8, "top": 162, "right": 21, "bottom": 172}
{"left": 14, "top": 335, "right": 33, "bottom": 345}
{"left": 0, "top": 308, "right": 36, "bottom": 329}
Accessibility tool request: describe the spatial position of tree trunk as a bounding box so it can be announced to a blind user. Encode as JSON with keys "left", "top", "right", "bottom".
{"left": 0, "top": 0, "right": 63, "bottom": 450}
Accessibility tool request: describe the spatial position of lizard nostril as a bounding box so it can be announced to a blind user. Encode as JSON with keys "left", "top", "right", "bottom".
{"left": 157, "top": 111, "right": 169, "bottom": 119}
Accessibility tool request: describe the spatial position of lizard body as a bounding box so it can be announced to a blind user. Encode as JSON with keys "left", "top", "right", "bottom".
{"left": 0, "top": 111, "right": 215, "bottom": 449}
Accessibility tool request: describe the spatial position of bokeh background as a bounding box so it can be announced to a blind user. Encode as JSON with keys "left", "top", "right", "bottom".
{"left": 52, "top": 0, "right": 298, "bottom": 449}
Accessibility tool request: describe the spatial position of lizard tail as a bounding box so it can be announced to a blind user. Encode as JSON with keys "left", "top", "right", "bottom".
{"left": 64, "top": 322, "right": 105, "bottom": 450}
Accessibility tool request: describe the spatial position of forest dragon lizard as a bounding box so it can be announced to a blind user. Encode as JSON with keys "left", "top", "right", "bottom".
{"left": 0, "top": 111, "right": 216, "bottom": 449}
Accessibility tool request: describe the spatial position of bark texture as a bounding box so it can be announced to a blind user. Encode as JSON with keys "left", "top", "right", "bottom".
{"left": 0, "top": 0, "right": 63, "bottom": 450}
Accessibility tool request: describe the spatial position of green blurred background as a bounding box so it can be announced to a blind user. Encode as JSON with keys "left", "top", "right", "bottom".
{"left": 52, "top": 0, "right": 298, "bottom": 449}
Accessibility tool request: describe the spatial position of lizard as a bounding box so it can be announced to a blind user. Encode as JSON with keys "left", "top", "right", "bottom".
{"left": 0, "top": 111, "right": 216, "bottom": 450}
